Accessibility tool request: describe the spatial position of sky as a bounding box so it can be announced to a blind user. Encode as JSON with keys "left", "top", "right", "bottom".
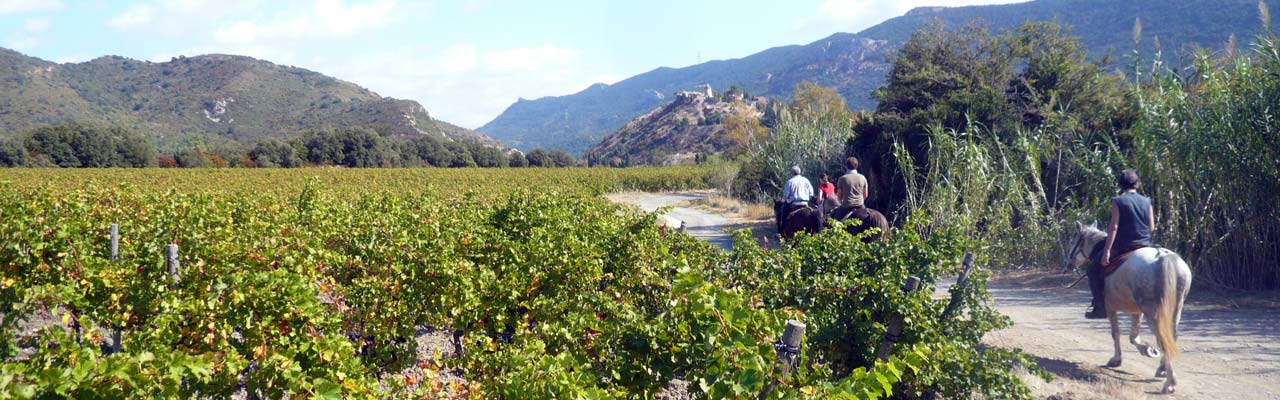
{"left": 2, "top": 0, "right": 1025, "bottom": 128}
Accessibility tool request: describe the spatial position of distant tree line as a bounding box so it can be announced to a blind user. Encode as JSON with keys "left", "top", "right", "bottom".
{"left": 0, "top": 125, "right": 579, "bottom": 168}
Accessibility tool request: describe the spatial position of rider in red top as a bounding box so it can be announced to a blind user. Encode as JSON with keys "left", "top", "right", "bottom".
{"left": 819, "top": 171, "right": 839, "bottom": 215}
{"left": 817, "top": 172, "right": 836, "bottom": 211}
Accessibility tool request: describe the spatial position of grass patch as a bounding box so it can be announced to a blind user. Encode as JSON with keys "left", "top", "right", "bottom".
{"left": 686, "top": 195, "right": 773, "bottom": 221}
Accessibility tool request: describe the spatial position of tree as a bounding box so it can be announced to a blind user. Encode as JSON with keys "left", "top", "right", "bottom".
{"left": 873, "top": 21, "right": 1016, "bottom": 158}
{"left": 548, "top": 150, "right": 576, "bottom": 167}
{"left": 471, "top": 146, "right": 508, "bottom": 168}
{"left": 22, "top": 124, "right": 157, "bottom": 168}
{"left": 0, "top": 138, "right": 27, "bottom": 167}
{"left": 507, "top": 151, "right": 528, "bottom": 167}
{"left": 175, "top": 147, "right": 211, "bottom": 168}
{"left": 24, "top": 125, "right": 81, "bottom": 167}
{"left": 250, "top": 139, "right": 302, "bottom": 168}
{"left": 720, "top": 104, "right": 768, "bottom": 158}
{"left": 525, "top": 148, "right": 550, "bottom": 167}
{"left": 791, "top": 81, "right": 849, "bottom": 118}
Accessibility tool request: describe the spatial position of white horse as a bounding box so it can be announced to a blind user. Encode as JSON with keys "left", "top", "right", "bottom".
{"left": 1062, "top": 221, "right": 1192, "bottom": 394}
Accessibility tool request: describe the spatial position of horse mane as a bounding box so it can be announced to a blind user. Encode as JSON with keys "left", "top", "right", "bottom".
{"left": 1081, "top": 225, "right": 1107, "bottom": 242}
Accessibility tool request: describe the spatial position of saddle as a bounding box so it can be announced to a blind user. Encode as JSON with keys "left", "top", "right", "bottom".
{"left": 1091, "top": 242, "right": 1150, "bottom": 278}
{"left": 830, "top": 205, "right": 869, "bottom": 224}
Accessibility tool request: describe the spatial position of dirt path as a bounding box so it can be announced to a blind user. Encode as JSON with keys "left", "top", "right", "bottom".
{"left": 981, "top": 273, "right": 1280, "bottom": 399}
{"left": 605, "top": 192, "right": 747, "bottom": 251}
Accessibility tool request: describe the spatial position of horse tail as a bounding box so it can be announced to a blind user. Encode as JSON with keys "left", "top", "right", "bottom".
{"left": 1155, "top": 252, "right": 1181, "bottom": 360}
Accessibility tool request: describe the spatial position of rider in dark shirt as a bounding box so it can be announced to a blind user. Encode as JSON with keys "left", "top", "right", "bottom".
{"left": 1086, "top": 169, "right": 1155, "bottom": 319}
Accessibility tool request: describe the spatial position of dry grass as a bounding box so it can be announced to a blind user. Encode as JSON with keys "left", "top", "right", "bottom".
{"left": 684, "top": 195, "right": 773, "bottom": 221}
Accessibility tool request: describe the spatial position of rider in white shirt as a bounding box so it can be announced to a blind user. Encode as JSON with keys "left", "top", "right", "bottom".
{"left": 782, "top": 165, "right": 814, "bottom": 206}
{"left": 776, "top": 165, "right": 815, "bottom": 232}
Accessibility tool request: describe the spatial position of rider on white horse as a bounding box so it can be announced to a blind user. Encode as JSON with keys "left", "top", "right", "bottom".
{"left": 1086, "top": 169, "right": 1156, "bottom": 319}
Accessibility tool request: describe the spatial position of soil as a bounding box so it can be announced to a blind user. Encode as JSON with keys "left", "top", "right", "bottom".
{"left": 608, "top": 191, "right": 1280, "bottom": 400}
{"left": 605, "top": 191, "right": 771, "bottom": 250}
{"left": 982, "top": 272, "right": 1280, "bottom": 399}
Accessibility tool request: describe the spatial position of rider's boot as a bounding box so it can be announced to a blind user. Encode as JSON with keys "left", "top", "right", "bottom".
{"left": 1084, "top": 263, "right": 1107, "bottom": 319}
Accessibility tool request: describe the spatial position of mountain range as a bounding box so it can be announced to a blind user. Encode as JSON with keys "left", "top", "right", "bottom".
{"left": 478, "top": 0, "right": 1277, "bottom": 155}
{"left": 0, "top": 48, "right": 500, "bottom": 153}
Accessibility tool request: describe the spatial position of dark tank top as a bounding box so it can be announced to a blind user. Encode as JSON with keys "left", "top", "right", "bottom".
{"left": 1113, "top": 192, "right": 1152, "bottom": 248}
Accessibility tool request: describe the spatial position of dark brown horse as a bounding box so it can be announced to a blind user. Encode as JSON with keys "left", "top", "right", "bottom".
{"left": 841, "top": 207, "right": 890, "bottom": 243}
{"left": 780, "top": 206, "right": 889, "bottom": 242}
{"left": 780, "top": 205, "right": 824, "bottom": 239}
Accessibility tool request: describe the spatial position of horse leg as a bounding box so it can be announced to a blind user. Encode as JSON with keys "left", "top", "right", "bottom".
{"left": 1128, "top": 313, "right": 1144, "bottom": 346}
{"left": 1131, "top": 313, "right": 1161, "bottom": 358}
{"left": 1106, "top": 311, "right": 1122, "bottom": 367}
{"left": 1160, "top": 358, "right": 1177, "bottom": 394}
{"left": 1150, "top": 312, "right": 1178, "bottom": 393}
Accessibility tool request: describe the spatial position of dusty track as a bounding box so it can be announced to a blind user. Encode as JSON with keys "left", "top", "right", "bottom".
{"left": 605, "top": 192, "right": 748, "bottom": 250}
{"left": 608, "top": 192, "right": 1280, "bottom": 399}
{"left": 983, "top": 273, "right": 1280, "bottom": 399}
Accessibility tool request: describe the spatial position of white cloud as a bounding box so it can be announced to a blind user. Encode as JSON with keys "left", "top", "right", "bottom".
{"left": 0, "top": 0, "right": 62, "bottom": 15}
{"left": 3, "top": 17, "right": 52, "bottom": 51}
{"left": 793, "top": 0, "right": 1029, "bottom": 36}
{"left": 106, "top": 0, "right": 264, "bottom": 35}
{"left": 2, "top": 33, "right": 39, "bottom": 51}
{"left": 24, "top": 18, "right": 49, "bottom": 31}
{"left": 483, "top": 45, "right": 576, "bottom": 73}
{"left": 320, "top": 43, "right": 607, "bottom": 128}
{"left": 55, "top": 53, "right": 91, "bottom": 64}
{"left": 106, "top": 4, "right": 155, "bottom": 29}
{"left": 212, "top": 0, "right": 399, "bottom": 44}
{"left": 461, "top": 0, "right": 492, "bottom": 13}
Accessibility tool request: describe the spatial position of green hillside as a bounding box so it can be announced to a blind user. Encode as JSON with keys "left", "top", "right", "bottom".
{"left": 0, "top": 49, "right": 500, "bottom": 153}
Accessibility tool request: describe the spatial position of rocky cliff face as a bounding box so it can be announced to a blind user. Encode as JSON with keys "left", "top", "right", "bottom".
{"left": 586, "top": 92, "right": 766, "bottom": 166}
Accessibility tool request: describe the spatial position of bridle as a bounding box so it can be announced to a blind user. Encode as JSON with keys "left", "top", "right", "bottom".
{"left": 1065, "top": 233, "right": 1083, "bottom": 263}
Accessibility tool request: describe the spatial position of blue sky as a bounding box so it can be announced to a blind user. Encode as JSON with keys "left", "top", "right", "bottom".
{"left": 2, "top": 0, "right": 1023, "bottom": 128}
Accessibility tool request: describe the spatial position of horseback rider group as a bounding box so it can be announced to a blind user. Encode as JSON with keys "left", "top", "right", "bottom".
{"left": 775, "top": 158, "right": 1154, "bottom": 321}
{"left": 774, "top": 157, "right": 871, "bottom": 233}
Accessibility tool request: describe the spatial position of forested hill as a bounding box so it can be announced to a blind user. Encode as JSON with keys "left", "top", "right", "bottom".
{"left": 0, "top": 48, "right": 501, "bottom": 152}
{"left": 859, "top": 0, "right": 1275, "bottom": 58}
{"left": 478, "top": 0, "right": 1274, "bottom": 156}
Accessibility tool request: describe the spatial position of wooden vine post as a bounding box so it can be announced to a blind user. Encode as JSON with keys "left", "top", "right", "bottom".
{"left": 941, "top": 253, "right": 977, "bottom": 335}
{"left": 876, "top": 276, "right": 921, "bottom": 361}
{"left": 109, "top": 223, "right": 119, "bottom": 260}
{"left": 109, "top": 224, "right": 123, "bottom": 353}
{"left": 759, "top": 320, "right": 807, "bottom": 399}
{"left": 167, "top": 244, "right": 181, "bottom": 288}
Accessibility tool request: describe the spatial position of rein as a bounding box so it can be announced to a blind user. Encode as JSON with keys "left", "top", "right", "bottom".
{"left": 1066, "top": 273, "right": 1087, "bottom": 288}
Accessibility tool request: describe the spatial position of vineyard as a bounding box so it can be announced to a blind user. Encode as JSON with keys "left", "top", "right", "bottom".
{"left": 0, "top": 168, "right": 1038, "bottom": 399}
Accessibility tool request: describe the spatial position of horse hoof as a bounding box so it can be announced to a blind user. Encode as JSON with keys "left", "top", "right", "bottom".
{"left": 1106, "top": 358, "right": 1122, "bottom": 368}
{"left": 1162, "top": 385, "right": 1176, "bottom": 394}
{"left": 1138, "top": 344, "right": 1162, "bottom": 358}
